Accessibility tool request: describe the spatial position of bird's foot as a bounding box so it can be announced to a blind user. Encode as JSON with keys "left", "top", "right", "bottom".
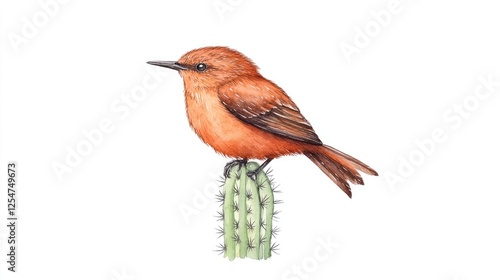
{"left": 246, "top": 159, "right": 273, "bottom": 181}
{"left": 223, "top": 159, "right": 248, "bottom": 178}
{"left": 246, "top": 170, "right": 257, "bottom": 181}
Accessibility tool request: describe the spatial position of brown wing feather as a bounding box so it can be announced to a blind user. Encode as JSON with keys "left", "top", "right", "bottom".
{"left": 218, "top": 76, "right": 323, "bottom": 145}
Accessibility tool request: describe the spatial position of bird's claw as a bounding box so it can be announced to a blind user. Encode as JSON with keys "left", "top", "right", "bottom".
{"left": 223, "top": 159, "right": 248, "bottom": 178}
{"left": 246, "top": 170, "right": 257, "bottom": 181}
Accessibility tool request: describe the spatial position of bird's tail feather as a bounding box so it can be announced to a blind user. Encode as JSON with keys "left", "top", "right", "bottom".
{"left": 304, "top": 145, "right": 378, "bottom": 198}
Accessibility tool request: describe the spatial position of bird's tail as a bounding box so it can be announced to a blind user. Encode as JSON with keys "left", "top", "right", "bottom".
{"left": 304, "top": 145, "right": 378, "bottom": 198}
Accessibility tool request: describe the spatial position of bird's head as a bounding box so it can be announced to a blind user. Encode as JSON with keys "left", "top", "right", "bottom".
{"left": 147, "top": 46, "right": 260, "bottom": 89}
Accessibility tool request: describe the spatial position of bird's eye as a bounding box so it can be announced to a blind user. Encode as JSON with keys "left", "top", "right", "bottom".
{"left": 195, "top": 63, "right": 208, "bottom": 72}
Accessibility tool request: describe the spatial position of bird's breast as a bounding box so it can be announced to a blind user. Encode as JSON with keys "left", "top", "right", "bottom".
{"left": 185, "top": 90, "right": 245, "bottom": 151}
{"left": 185, "top": 90, "right": 224, "bottom": 144}
{"left": 184, "top": 89, "right": 305, "bottom": 159}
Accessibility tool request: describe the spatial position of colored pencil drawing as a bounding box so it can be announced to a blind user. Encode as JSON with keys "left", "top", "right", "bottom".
{"left": 148, "top": 46, "right": 377, "bottom": 260}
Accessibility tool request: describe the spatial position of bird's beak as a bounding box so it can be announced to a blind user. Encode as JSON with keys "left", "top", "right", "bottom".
{"left": 146, "top": 61, "right": 189, "bottom": 71}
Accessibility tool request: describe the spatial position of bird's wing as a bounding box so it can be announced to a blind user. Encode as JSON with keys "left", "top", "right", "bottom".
{"left": 218, "top": 76, "right": 323, "bottom": 145}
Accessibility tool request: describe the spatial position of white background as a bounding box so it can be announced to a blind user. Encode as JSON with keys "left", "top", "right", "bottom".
{"left": 1, "top": 0, "right": 500, "bottom": 279}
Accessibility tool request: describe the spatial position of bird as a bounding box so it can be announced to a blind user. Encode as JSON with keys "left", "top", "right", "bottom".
{"left": 147, "top": 46, "right": 377, "bottom": 198}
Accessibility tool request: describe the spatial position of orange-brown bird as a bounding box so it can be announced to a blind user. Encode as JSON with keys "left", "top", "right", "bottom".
{"left": 148, "top": 46, "right": 377, "bottom": 198}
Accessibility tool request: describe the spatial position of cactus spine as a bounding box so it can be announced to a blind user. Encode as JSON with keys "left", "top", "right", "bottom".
{"left": 217, "top": 162, "right": 279, "bottom": 260}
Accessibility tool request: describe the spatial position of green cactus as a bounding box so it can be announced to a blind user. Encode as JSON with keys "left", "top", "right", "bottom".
{"left": 216, "top": 162, "right": 280, "bottom": 260}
